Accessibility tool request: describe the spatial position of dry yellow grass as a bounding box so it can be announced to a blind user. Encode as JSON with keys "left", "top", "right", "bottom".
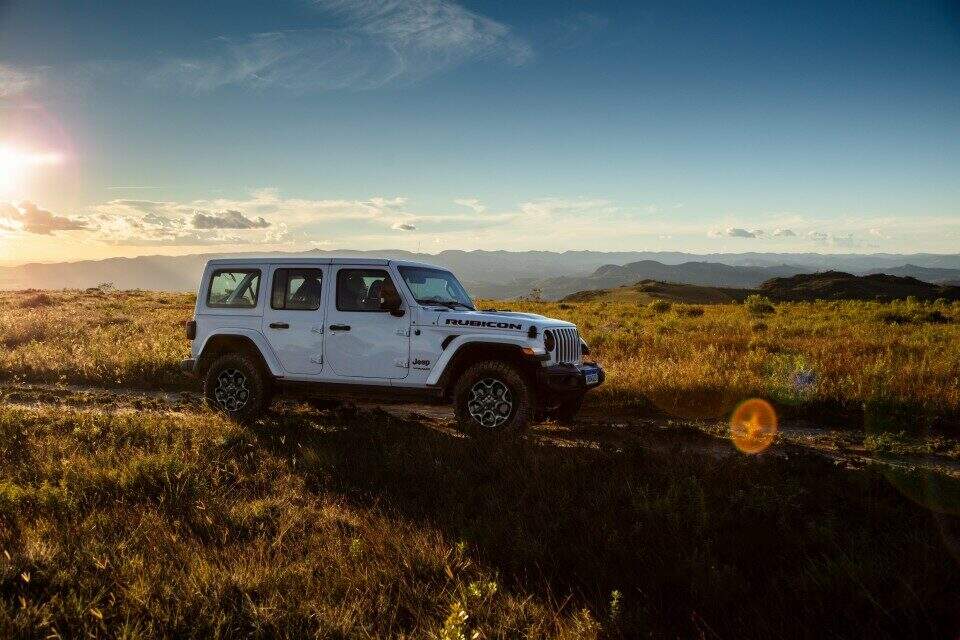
{"left": 487, "top": 297, "right": 960, "bottom": 424}
{"left": 1, "top": 289, "right": 958, "bottom": 425}
{"left": 2, "top": 290, "right": 959, "bottom": 637}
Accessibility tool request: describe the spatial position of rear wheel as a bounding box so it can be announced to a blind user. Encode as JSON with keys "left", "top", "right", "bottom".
{"left": 204, "top": 352, "right": 271, "bottom": 423}
{"left": 453, "top": 360, "right": 536, "bottom": 438}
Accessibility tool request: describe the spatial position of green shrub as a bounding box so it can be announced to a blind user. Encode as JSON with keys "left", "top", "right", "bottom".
{"left": 650, "top": 300, "right": 672, "bottom": 313}
{"left": 744, "top": 295, "right": 775, "bottom": 315}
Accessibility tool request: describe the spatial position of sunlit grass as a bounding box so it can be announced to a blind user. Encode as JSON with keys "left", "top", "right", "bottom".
{"left": 0, "top": 290, "right": 958, "bottom": 425}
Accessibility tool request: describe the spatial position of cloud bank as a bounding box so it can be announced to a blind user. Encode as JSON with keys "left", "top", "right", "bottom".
{"left": 0, "top": 202, "right": 85, "bottom": 234}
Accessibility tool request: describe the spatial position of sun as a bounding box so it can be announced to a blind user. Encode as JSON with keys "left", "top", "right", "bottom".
{"left": 0, "top": 145, "right": 63, "bottom": 196}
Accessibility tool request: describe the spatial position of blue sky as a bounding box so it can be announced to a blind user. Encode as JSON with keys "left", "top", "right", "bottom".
{"left": 0, "top": 0, "right": 957, "bottom": 262}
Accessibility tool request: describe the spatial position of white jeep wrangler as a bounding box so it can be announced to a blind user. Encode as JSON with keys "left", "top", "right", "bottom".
{"left": 181, "top": 257, "right": 604, "bottom": 435}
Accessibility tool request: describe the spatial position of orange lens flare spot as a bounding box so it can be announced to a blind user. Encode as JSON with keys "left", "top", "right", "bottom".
{"left": 729, "top": 398, "right": 778, "bottom": 454}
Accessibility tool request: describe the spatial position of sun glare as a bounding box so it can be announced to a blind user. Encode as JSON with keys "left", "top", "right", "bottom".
{"left": 0, "top": 145, "right": 63, "bottom": 196}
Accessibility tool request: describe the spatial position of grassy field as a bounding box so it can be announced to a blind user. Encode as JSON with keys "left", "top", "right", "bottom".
{"left": 2, "top": 399, "right": 959, "bottom": 638}
{"left": 1, "top": 288, "right": 958, "bottom": 429}
{"left": 1, "top": 289, "right": 960, "bottom": 636}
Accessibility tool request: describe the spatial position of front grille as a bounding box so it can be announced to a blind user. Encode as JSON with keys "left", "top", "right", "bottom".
{"left": 552, "top": 327, "right": 582, "bottom": 364}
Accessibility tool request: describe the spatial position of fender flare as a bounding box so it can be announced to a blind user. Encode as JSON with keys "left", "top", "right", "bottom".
{"left": 426, "top": 334, "right": 538, "bottom": 386}
{"left": 197, "top": 328, "right": 284, "bottom": 377}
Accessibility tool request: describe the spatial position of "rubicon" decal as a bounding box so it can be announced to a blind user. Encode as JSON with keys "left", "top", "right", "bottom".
{"left": 444, "top": 319, "right": 523, "bottom": 330}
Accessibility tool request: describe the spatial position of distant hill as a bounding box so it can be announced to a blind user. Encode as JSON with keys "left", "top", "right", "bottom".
{"left": 2, "top": 249, "right": 959, "bottom": 300}
{"left": 593, "top": 260, "right": 806, "bottom": 287}
{"left": 563, "top": 280, "right": 752, "bottom": 304}
{"left": 562, "top": 272, "right": 960, "bottom": 304}
{"left": 865, "top": 264, "right": 960, "bottom": 284}
{"left": 759, "top": 272, "right": 960, "bottom": 302}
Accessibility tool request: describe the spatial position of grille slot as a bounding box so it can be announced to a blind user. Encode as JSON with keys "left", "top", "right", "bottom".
{"left": 552, "top": 328, "right": 582, "bottom": 364}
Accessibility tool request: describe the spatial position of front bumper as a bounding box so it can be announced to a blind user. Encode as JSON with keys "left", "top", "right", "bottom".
{"left": 536, "top": 362, "right": 605, "bottom": 394}
{"left": 180, "top": 358, "right": 197, "bottom": 375}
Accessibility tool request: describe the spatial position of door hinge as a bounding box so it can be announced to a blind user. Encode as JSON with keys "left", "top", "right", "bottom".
{"left": 393, "top": 358, "right": 409, "bottom": 368}
{"left": 310, "top": 355, "right": 323, "bottom": 364}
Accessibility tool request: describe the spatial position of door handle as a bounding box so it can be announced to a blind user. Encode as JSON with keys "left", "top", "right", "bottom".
{"left": 329, "top": 324, "right": 351, "bottom": 332}
{"left": 269, "top": 322, "right": 289, "bottom": 329}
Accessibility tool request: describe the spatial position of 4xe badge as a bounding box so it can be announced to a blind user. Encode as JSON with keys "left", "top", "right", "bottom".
{"left": 444, "top": 319, "right": 523, "bottom": 330}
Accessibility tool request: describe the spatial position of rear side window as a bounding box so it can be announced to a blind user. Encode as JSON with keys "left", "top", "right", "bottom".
{"left": 207, "top": 269, "right": 261, "bottom": 308}
{"left": 336, "top": 268, "right": 395, "bottom": 311}
{"left": 271, "top": 268, "right": 322, "bottom": 310}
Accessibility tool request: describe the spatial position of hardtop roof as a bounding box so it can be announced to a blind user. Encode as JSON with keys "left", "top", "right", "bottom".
{"left": 204, "top": 255, "right": 445, "bottom": 270}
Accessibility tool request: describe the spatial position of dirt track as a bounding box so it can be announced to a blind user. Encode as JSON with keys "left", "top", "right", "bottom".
{"left": 3, "top": 381, "right": 960, "bottom": 479}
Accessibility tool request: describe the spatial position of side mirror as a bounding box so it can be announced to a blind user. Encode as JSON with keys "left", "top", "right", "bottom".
{"left": 380, "top": 291, "right": 405, "bottom": 317}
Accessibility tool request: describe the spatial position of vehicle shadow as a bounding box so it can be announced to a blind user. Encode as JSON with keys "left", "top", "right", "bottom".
{"left": 242, "top": 404, "right": 960, "bottom": 638}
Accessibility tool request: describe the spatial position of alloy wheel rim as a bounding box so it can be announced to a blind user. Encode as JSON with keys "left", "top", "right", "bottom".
{"left": 214, "top": 368, "right": 250, "bottom": 412}
{"left": 467, "top": 377, "right": 514, "bottom": 429}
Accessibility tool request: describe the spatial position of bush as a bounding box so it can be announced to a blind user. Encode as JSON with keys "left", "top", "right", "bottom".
{"left": 650, "top": 300, "right": 672, "bottom": 313}
{"left": 876, "top": 309, "right": 950, "bottom": 325}
{"left": 675, "top": 305, "right": 705, "bottom": 318}
{"left": 18, "top": 292, "right": 54, "bottom": 309}
{"left": 744, "top": 295, "right": 775, "bottom": 315}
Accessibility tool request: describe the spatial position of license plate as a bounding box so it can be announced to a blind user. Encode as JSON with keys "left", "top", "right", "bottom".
{"left": 585, "top": 372, "right": 599, "bottom": 385}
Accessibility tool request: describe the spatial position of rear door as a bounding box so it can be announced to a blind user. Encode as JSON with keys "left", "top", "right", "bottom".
{"left": 262, "top": 265, "right": 326, "bottom": 375}
{"left": 323, "top": 266, "right": 410, "bottom": 379}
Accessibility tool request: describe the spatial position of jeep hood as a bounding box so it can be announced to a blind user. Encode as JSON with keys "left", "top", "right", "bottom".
{"left": 420, "top": 308, "right": 575, "bottom": 331}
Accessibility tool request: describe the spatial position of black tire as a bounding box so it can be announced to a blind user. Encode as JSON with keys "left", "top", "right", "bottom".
{"left": 453, "top": 360, "right": 536, "bottom": 437}
{"left": 552, "top": 394, "right": 584, "bottom": 425}
{"left": 203, "top": 352, "right": 271, "bottom": 423}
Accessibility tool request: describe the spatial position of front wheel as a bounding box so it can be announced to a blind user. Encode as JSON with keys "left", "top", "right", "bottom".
{"left": 453, "top": 360, "right": 536, "bottom": 438}
{"left": 203, "top": 352, "right": 271, "bottom": 423}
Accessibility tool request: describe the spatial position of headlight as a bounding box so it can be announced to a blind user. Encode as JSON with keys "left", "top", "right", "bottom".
{"left": 580, "top": 338, "right": 590, "bottom": 356}
{"left": 543, "top": 330, "right": 555, "bottom": 352}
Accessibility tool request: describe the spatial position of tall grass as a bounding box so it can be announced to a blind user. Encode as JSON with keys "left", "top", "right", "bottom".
{"left": 1, "top": 403, "right": 957, "bottom": 637}
{"left": 488, "top": 297, "right": 960, "bottom": 424}
{"left": 0, "top": 290, "right": 192, "bottom": 388}
{"left": 1, "top": 290, "right": 959, "bottom": 425}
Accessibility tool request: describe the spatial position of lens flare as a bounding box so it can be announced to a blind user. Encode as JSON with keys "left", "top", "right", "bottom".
{"left": 729, "top": 398, "right": 778, "bottom": 454}
{"left": 0, "top": 145, "right": 63, "bottom": 196}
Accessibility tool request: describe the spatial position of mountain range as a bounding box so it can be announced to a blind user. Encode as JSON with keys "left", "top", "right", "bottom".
{"left": 1, "top": 249, "right": 959, "bottom": 300}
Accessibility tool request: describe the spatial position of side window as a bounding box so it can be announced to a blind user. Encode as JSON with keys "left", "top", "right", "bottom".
{"left": 336, "top": 268, "right": 397, "bottom": 312}
{"left": 271, "top": 268, "right": 322, "bottom": 311}
{"left": 207, "top": 269, "right": 260, "bottom": 308}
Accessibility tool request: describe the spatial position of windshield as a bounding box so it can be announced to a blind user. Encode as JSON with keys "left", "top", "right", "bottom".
{"left": 398, "top": 266, "right": 475, "bottom": 310}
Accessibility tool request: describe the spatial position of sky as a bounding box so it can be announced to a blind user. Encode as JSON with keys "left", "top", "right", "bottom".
{"left": 0, "top": 0, "right": 958, "bottom": 264}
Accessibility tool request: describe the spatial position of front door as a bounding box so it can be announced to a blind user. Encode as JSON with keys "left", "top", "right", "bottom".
{"left": 324, "top": 266, "right": 410, "bottom": 379}
{"left": 262, "top": 266, "right": 326, "bottom": 375}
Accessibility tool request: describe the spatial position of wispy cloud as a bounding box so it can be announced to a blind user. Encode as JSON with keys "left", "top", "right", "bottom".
{"left": 710, "top": 227, "right": 758, "bottom": 238}
{"left": 391, "top": 221, "right": 416, "bottom": 231}
{"left": 454, "top": 198, "right": 486, "bottom": 214}
{"left": 151, "top": 0, "right": 531, "bottom": 93}
{"left": 772, "top": 228, "right": 796, "bottom": 237}
{"left": 519, "top": 198, "right": 618, "bottom": 220}
{"left": 0, "top": 64, "right": 44, "bottom": 98}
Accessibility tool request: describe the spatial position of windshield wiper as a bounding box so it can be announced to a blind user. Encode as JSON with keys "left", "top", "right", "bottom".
{"left": 419, "top": 298, "right": 475, "bottom": 311}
